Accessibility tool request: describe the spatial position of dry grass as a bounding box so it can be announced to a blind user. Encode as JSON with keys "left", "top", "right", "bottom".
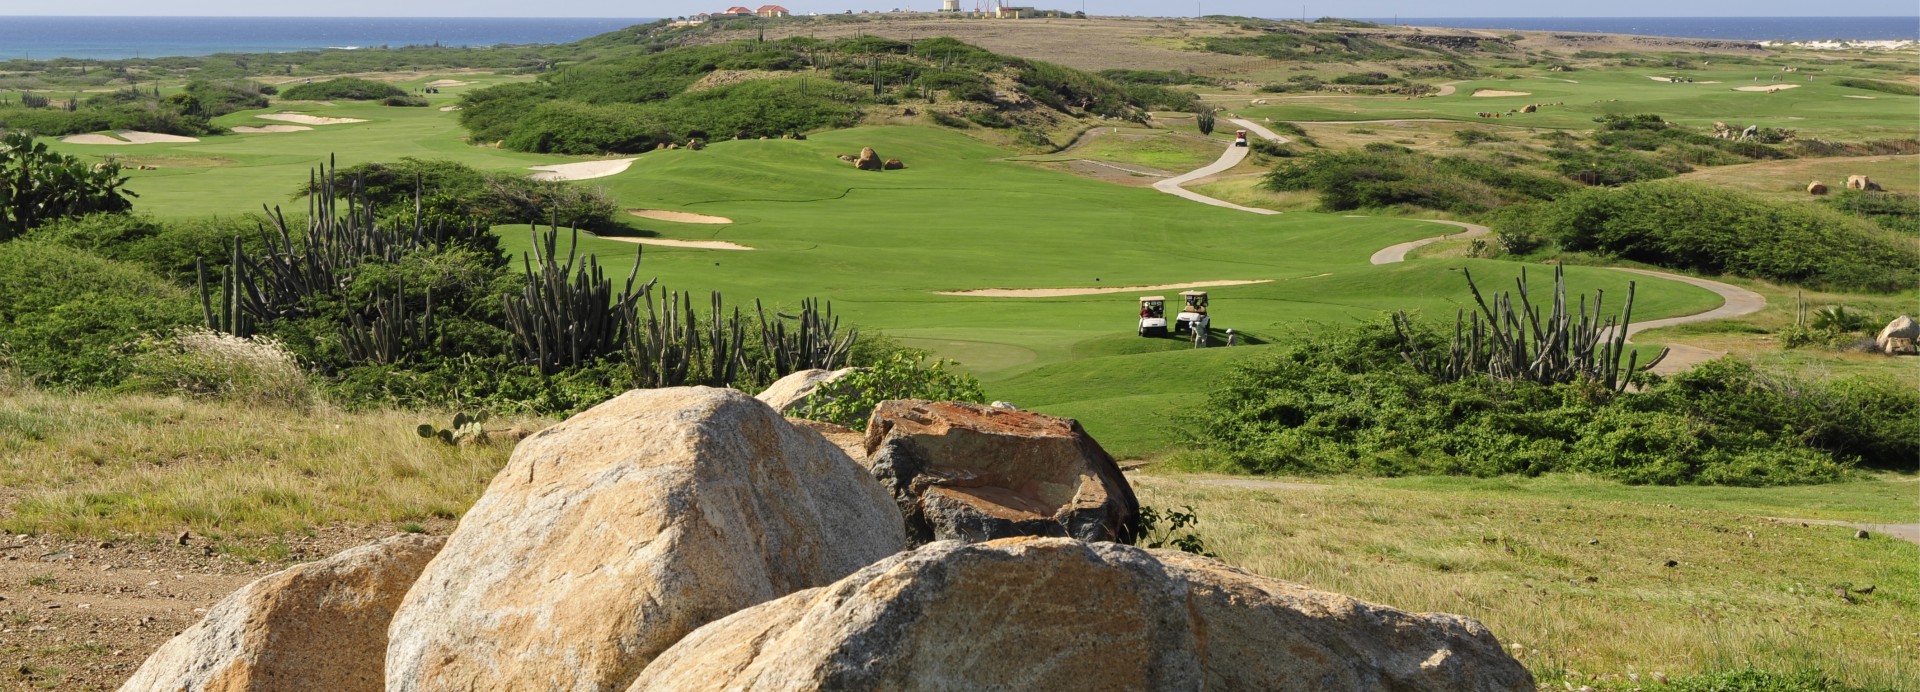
{"left": 1135, "top": 471, "right": 1919, "bottom": 690}
{"left": 1676, "top": 154, "right": 1918, "bottom": 200}
{"left": 0, "top": 383, "right": 536, "bottom": 538}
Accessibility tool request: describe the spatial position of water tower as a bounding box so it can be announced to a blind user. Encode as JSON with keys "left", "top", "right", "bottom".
{"left": 940, "top": 0, "right": 960, "bottom": 10}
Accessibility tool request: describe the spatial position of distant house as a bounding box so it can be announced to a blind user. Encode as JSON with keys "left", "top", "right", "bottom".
{"left": 756, "top": 4, "right": 790, "bottom": 16}
{"left": 995, "top": 5, "right": 1035, "bottom": 18}
{"left": 722, "top": 6, "right": 754, "bottom": 16}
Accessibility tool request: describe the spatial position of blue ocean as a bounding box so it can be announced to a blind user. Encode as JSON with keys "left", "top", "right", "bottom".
{"left": 0, "top": 17, "right": 653, "bottom": 61}
{"left": 1366, "top": 17, "right": 1920, "bottom": 42}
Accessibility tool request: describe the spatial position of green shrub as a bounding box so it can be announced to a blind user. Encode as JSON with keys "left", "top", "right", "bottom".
{"left": 1824, "top": 189, "right": 1919, "bottom": 234}
{"left": 1261, "top": 147, "right": 1571, "bottom": 214}
{"left": 797, "top": 349, "right": 986, "bottom": 430}
{"left": 1831, "top": 77, "right": 1919, "bottom": 96}
{"left": 964, "top": 110, "right": 1011, "bottom": 128}
{"left": 0, "top": 132, "right": 136, "bottom": 239}
{"left": 279, "top": 77, "right": 408, "bottom": 101}
{"left": 27, "top": 213, "right": 267, "bottom": 284}
{"left": 310, "top": 158, "right": 617, "bottom": 232}
{"left": 0, "top": 241, "right": 197, "bottom": 388}
{"left": 1487, "top": 182, "right": 1918, "bottom": 291}
{"left": 1176, "top": 322, "right": 1905, "bottom": 486}
{"left": 929, "top": 111, "right": 970, "bottom": 128}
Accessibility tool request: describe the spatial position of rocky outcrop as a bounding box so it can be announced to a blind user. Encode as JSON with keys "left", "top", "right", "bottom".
{"left": 854, "top": 146, "right": 883, "bottom": 171}
{"left": 1847, "top": 175, "right": 1882, "bottom": 191}
{"left": 1877, "top": 315, "right": 1917, "bottom": 354}
{"left": 385, "top": 387, "right": 906, "bottom": 692}
{"left": 863, "top": 400, "right": 1138, "bottom": 546}
{"left": 788, "top": 417, "right": 867, "bottom": 462}
{"left": 755, "top": 367, "right": 855, "bottom": 414}
{"left": 120, "top": 533, "right": 443, "bottom": 692}
{"left": 628, "top": 538, "right": 1535, "bottom": 691}
{"left": 1808, "top": 181, "right": 1829, "bottom": 195}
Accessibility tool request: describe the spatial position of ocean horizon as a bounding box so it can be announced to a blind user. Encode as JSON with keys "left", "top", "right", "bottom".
{"left": 1358, "top": 16, "right": 1920, "bottom": 42}
{"left": 0, "top": 17, "right": 655, "bottom": 61}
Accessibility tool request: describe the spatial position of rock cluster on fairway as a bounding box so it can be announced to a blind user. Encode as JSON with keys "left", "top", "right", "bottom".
{"left": 854, "top": 146, "right": 883, "bottom": 170}
{"left": 864, "top": 400, "right": 1139, "bottom": 546}
{"left": 1877, "top": 315, "right": 1917, "bottom": 354}
{"left": 755, "top": 367, "right": 856, "bottom": 414}
{"left": 629, "top": 538, "right": 1535, "bottom": 691}
{"left": 384, "top": 387, "right": 906, "bottom": 692}
{"left": 120, "top": 533, "right": 443, "bottom": 692}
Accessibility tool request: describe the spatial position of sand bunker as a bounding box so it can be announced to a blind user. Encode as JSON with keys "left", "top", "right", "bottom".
{"left": 629, "top": 209, "right": 732, "bottom": 224}
{"left": 59, "top": 130, "right": 200, "bottom": 145}
{"left": 594, "top": 236, "right": 753, "bottom": 251}
{"left": 1472, "top": 89, "right": 1531, "bottom": 98}
{"left": 1844, "top": 95, "right": 1878, "bottom": 99}
{"left": 439, "top": 105, "right": 462, "bottom": 112}
{"left": 1734, "top": 84, "right": 1801, "bottom": 92}
{"left": 231, "top": 125, "right": 312, "bottom": 134}
{"left": 936, "top": 279, "right": 1273, "bottom": 298}
{"left": 257, "top": 113, "right": 368, "bottom": 125}
{"left": 426, "top": 79, "right": 471, "bottom": 87}
{"left": 529, "top": 158, "right": 638, "bottom": 182}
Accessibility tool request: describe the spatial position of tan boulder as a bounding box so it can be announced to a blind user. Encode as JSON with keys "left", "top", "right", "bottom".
{"left": 1847, "top": 175, "right": 1882, "bottom": 191}
{"left": 755, "top": 367, "right": 857, "bottom": 414}
{"left": 628, "top": 538, "right": 1535, "bottom": 691}
{"left": 120, "top": 533, "right": 443, "bottom": 692}
{"left": 855, "top": 146, "right": 883, "bottom": 171}
{"left": 1876, "top": 315, "right": 1918, "bottom": 354}
{"left": 385, "top": 387, "right": 906, "bottom": 692}
{"left": 1807, "top": 181, "right": 1828, "bottom": 195}
{"left": 1521, "top": 104, "right": 1537, "bottom": 113}
{"left": 788, "top": 417, "right": 867, "bottom": 462}
{"left": 883, "top": 158, "right": 906, "bottom": 170}
{"left": 836, "top": 153, "right": 855, "bottom": 162}
{"left": 864, "top": 400, "right": 1138, "bottom": 546}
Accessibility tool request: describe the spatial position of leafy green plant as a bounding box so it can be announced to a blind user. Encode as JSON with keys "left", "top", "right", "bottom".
{"left": 1195, "top": 109, "right": 1216, "bottom": 136}
{"left": 0, "top": 131, "right": 136, "bottom": 239}
{"left": 1137, "top": 505, "right": 1215, "bottom": 556}
{"left": 416, "top": 411, "right": 491, "bottom": 445}
{"left": 279, "top": 77, "right": 408, "bottom": 101}
{"left": 797, "top": 349, "right": 985, "bottom": 430}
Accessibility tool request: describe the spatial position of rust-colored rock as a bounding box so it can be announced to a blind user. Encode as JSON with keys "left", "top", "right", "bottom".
{"left": 120, "top": 533, "right": 443, "bottom": 692}
{"left": 863, "top": 400, "right": 1138, "bottom": 546}
{"left": 385, "top": 387, "right": 906, "bottom": 692}
{"left": 627, "top": 538, "right": 1535, "bottom": 691}
{"left": 854, "top": 146, "right": 883, "bottom": 171}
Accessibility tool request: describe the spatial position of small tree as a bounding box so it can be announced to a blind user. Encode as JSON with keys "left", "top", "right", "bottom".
{"left": 0, "top": 131, "right": 137, "bottom": 240}
{"left": 1195, "top": 109, "right": 1216, "bottom": 136}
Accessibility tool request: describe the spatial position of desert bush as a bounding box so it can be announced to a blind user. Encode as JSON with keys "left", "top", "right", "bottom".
{"left": 0, "top": 240, "right": 197, "bottom": 388}
{"left": 797, "top": 349, "right": 985, "bottom": 430}
{"left": 928, "top": 111, "right": 970, "bottom": 128}
{"left": 0, "top": 132, "right": 136, "bottom": 239}
{"left": 1824, "top": 189, "right": 1919, "bottom": 235}
{"left": 1177, "top": 322, "right": 1909, "bottom": 486}
{"left": 964, "top": 110, "right": 1011, "bottom": 128}
{"left": 1261, "top": 147, "right": 1571, "bottom": 214}
{"left": 129, "top": 327, "right": 313, "bottom": 407}
{"left": 279, "top": 77, "right": 407, "bottom": 101}
{"left": 1487, "top": 182, "right": 1918, "bottom": 291}
{"left": 1831, "top": 77, "right": 1919, "bottom": 97}
{"left": 310, "top": 158, "right": 618, "bottom": 232}
{"left": 27, "top": 213, "right": 268, "bottom": 284}
{"left": 1451, "top": 128, "right": 1507, "bottom": 146}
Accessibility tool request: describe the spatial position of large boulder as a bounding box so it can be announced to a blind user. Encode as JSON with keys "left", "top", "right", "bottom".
{"left": 628, "top": 538, "right": 1535, "bottom": 691}
{"left": 854, "top": 146, "right": 883, "bottom": 171}
{"left": 755, "top": 367, "right": 855, "bottom": 414}
{"left": 385, "top": 387, "right": 907, "bottom": 692}
{"left": 1807, "top": 181, "right": 1828, "bottom": 195}
{"left": 1847, "top": 174, "right": 1882, "bottom": 191}
{"left": 120, "top": 533, "right": 443, "bottom": 692}
{"left": 863, "top": 400, "right": 1138, "bottom": 546}
{"left": 1877, "top": 315, "right": 1918, "bottom": 354}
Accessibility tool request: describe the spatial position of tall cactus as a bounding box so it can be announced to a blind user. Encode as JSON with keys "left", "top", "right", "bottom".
{"left": 501, "top": 224, "right": 651, "bottom": 374}
{"left": 1393, "top": 265, "right": 1666, "bottom": 392}
{"left": 757, "top": 297, "right": 857, "bottom": 377}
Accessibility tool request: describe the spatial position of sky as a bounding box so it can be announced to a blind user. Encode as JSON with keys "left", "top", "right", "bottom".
{"left": 7, "top": 0, "right": 1916, "bottom": 16}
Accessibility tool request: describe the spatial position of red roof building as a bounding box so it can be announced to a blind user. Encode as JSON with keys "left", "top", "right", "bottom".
{"left": 722, "top": 6, "right": 754, "bottom": 15}
{"left": 756, "top": 4, "right": 790, "bottom": 16}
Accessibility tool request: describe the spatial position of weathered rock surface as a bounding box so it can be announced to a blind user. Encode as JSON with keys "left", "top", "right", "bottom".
{"left": 755, "top": 367, "right": 855, "bottom": 414}
{"left": 628, "top": 538, "right": 1535, "bottom": 691}
{"left": 1807, "top": 181, "right": 1828, "bottom": 195}
{"left": 1847, "top": 174, "right": 1882, "bottom": 191}
{"left": 882, "top": 158, "right": 906, "bottom": 170}
{"left": 787, "top": 417, "right": 867, "bottom": 462}
{"left": 385, "top": 387, "right": 907, "bottom": 692}
{"left": 1877, "top": 315, "right": 1918, "bottom": 354}
{"left": 854, "top": 146, "right": 883, "bottom": 171}
{"left": 120, "top": 533, "right": 443, "bottom": 692}
{"left": 864, "top": 400, "right": 1138, "bottom": 546}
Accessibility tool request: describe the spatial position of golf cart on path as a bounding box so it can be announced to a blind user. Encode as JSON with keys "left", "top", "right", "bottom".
{"left": 1234, "top": 130, "right": 1249, "bottom": 147}
{"left": 1175, "top": 291, "right": 1210, "bottom": 333}
{"left": 1138, "top": 296, "right": 1167, "bottom": 337}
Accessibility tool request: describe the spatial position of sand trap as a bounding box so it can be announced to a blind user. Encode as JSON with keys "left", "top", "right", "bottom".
{"left": 257, "top": 113, "right": 368, "bottom": 125}
{"left": 1472, "top": 89, "right": 1531, "bottom": 98}
{"left": 937, "top": 279, "right": 1273, "bottom": 298}
{"left": 1844, "top": 95, "right": 1877, "bottom": 99}
{"left": 1647, "top": 76, "right": 1676, "bottom": 82}
{"left": 425, "top": 79, "right": 471, "bottom": 87}
{"left": 439, "top": 105, "right": 462, "bottom": 112}
{"left": 629, "top": 209, "right": 732, "bottom": 224}
{"left": 529, "top": 158, "right": 637, "bottom": 182}
{"left": 594, "top": 236, "right": 753, "bottom": 251}
{"left": 1735, "top": 84, "right": 1801, "bottom": 92}
{"left": 231, "top": 125, "right": 312, "bottom": 134}
{"left": 59, "top": 130, "right": 200, "bottom": 145}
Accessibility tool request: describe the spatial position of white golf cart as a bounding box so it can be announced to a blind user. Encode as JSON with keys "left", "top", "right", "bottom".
{"left": 1233, "top": 130, "right": 1249, "bottom": 147}
{"left": 1174, "top": 290, "right": 1210, "bottom": 333}
{"left": 1138, "top": 296, "right": 1167, "bottom": 337}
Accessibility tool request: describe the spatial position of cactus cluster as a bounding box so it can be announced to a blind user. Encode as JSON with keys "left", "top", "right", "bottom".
{"left": 501, "top": 224, "right": 652, "bottom": 374}
{"left": 1393, "top": 265, "right": 1666, "bottom": 392}
{"left": 416, "top": 411, "right": 490, "bottom": 445}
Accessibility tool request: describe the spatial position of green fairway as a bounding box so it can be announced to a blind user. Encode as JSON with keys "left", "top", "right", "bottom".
{"left": 1237, "top": 67, "right": 1920, "bottom": 139}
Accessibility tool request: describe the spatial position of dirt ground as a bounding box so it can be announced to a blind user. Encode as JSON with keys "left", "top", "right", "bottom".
{"left": 0, "top": 522, "right": 450, "bottom": 690}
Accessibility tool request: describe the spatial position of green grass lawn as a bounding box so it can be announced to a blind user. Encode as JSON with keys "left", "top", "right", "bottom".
{"left": 1237, "top": 67, "right": 1920, "bottom": 139}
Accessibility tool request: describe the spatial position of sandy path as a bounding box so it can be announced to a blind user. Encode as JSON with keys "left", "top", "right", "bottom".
{"left": 1734, "top": 84, "right": 1801, "bottom": 92}
{"left": 1148, "top": 117, "right": 1288, "bottom": 215}
{"left": 232, "top": 125, "right": 312, "bottom": 133}
{"left": 1369, "top": 220, "right": 1490, "bottom": 265}
{"left": 1472, "top": 89, "right": 1531, "bottom": 97}
{"left": 257, "top": 113, "right": 368, "bottom": 125}
{"left": 937, "top": 279, "right": 1273, "bottom": 298}
{"left": 60, "top": 130, "right": 200, "bottom": 145}
{"left": 529, "top": 158, "right": 638, "bottom": 182}
{"left": 630, "top": 209, "right": 733, "bottom": 224}
{"left": 594, "top": 236, "right": 753, "bottom": 251}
